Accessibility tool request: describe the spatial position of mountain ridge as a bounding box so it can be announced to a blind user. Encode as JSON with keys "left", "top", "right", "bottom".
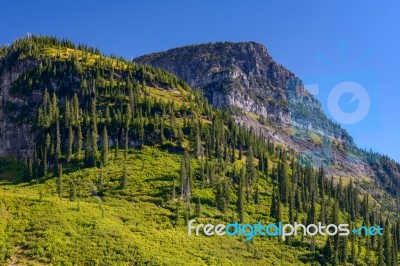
{"left": 0, "top": 36, "right": 400, "bottom": 265}
{"left": 134, "top": 41, "right": 400, "bottom": 207}
{"left": 134, "top": 41, "right": 351, "bottom": 142}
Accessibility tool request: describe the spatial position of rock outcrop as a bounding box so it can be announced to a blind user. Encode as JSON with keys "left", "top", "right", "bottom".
{"left": 0, "top": 58, "right": 39, "bottom": 157}
{"left": 134, "top": 42, "right": 352, "bottom": 144}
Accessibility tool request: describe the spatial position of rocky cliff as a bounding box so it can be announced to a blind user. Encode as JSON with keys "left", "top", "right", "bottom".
{"left": 134, "top": 42, "right": 352, "bottom": 145}
{"left": 0, "top": 58, "right": 40, "bottom": 158}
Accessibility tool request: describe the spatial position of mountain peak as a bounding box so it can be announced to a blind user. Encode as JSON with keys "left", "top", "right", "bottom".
{"left": 134, "top": 41, "right": 292, "bottom": 89}
{"left": 134, "top": 41, "right": 362, "bottom": 175}
{"left": 134, "top": 41, "right": 341, "bottom": 137}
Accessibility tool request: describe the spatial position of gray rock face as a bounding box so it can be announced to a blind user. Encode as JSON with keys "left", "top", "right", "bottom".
{"left": 134, "top": 42, "right": 352, "bottom": 145}
{"left": 0, "top": 59, "right": 39, "bottom": 158}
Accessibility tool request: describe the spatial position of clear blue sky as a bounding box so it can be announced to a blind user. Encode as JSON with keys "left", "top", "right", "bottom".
{"left": 1, "top": 1, "right": 399, "bottom": 161}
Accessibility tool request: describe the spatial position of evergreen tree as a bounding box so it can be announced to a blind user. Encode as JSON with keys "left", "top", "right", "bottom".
{"left": 76, "top": 122, "right": 83, "bottom": 154}
{"left": 69, "top": 181, "right": 76, "bottom": 201}
{"left": 377, "top": 233, "right": 385, "bottom": 266}
{"left": 84, "top": 129, "right": 93, "bottom": 167}
{"left": 278, "top": 151, "right": 288, "bottom": 204}
{"left": 101, "top": 126, "right": 109, "bottom": 165}
{"left": 195, "top": 197, "right": 201, "bottom": 217}
{"left": 67, "top": 125, "right": 74, "bottom": 162}
{"left": 350, "top": 224, "right": 357, "bottom": 266}
{"left": 42, "top": 149, "right": 48, "bottom": 177}
{"left": 323, "top": 237, "right": 332, "bottom": 263}
{"left": 238, "top": 166, "right": 245, "bottom": 223}
{"left": 276, "top": 193, "right": 282, "bottom": 224}
{"left": 331, "top": 200, "right": 340, "bottom": 264}
{"left": 90, "top": 98, "right": 98, "bottom": 161}
{"left": 124, "top": 129, "right": 129, "bottom": 159}
{"left": 180, "top": 152, "right": 187, "bottom": 198}
{"left": 384, "top": 219, "right": 391, "bottom": 266}
{"left": 308, "top": 192, "right": 317, "bottom": 252}
{"left": 270, "top": 185, "right": 277, "bottom": 219}
{"left": 55, "top": 120, "right": 61, "bottom": 164}
{"left": 339, "top": 235, "right": 348, "bottom": 264}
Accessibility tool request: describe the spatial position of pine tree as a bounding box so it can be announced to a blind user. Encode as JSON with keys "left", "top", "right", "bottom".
{"left": 350, "top": 222, "right": 357, "bottom": 265}
{"left": 392, "top": 237, "right": 398, "bottom": 266}
{"left": 363, "top": 193, "right": 370, "bottom": 223}
{"left": 90, "top": 98, "right": 98, "bottom": 161}
{"left": 170, "top": 108, "right": 176, "bottom": 140}
{"left": 278, "top": 151, "right": 288, "bottom": 204}
{"left": 84, "top": 129, "right": 93, "bottom": 167}
{"left": 320, "top": 189, "right": 326, "bottom": 225}
{"left": 331, "top": 200, "right": 340, "bottom": 264}
{"left": 276, "top": 193, "right": 282, "bottom": 223}
{"left": 180, "top": 152, "right": 187, "bottom": 198}
{"left": 246, "top": 146, "right": 256, "bottom": 183}
{"left": 105, "top": 105, "right": 111, "bottom": 125}
{"left": 72, "top": 93, "right": 79, "bottom": 124}
{"left": 69, "top": 181, "right": 76, "bottom": 201}
{"left": 76, "top": 122, "right": 83, "bottom": 154}
{"left": 55, "top": 120, "right": 61, "bottom": 163}
{"left": 384, "top": 219, "right": 392, "bottom": 266}
{"left": 270, "top": 185, "right": 277, "bottom": 219}
{"left": 42, "top": 149, "right": 48, "bottom": 177}
{"left": 195, "top": 197, "right": 201, "bottom": 217}
{"left": 27, "top": 158, "right": 33, "bottom": 181}
{"left": 377, "top": 233, "right": 385, "bottom": 266}
{"left": 323, "top": 237, "right": 332, "bottom": 263}
{"left": 308, "top": 192, "right": 317, "bottom": 252}
{"left": 216, "top": 179, "right": 230, "bottom": 213}
{"left": 193, "top": 119, "right": 202, "bottom": 157}
{"left": 101, "top": 126, "right": 109, "bottom": 165}
{"left": 238, "top": 166, "right": 245, "bottom": 223}
{"left": 200, "top": 159, "right": 205, "bottom": 189}
{"left": 124, "top": 129, "right": 129, "bottom": 159}
{"left": 288, "top": 189, "right": 294, "bottom": 223}
{"left": 67, "top": 125, "right": 74, "bottom": 162}
{"left": 339, "top": 235, "right": 348, "bottom": 264}
{"left": 160, "top": 115, "right": 165, "bottom": 144}
{"left": 295, "top": 186, "right": 302, "bottom": 210}
{"left": 185, "top": 153, "right": 193, "bottom": 205}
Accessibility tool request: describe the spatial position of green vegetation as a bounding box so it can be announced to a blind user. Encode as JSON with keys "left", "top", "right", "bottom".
{"left": 0, "top": 147, "right": 312, "bottom": 265}
{"left": 0, "top": 36, "right": 399, "bottom": 265}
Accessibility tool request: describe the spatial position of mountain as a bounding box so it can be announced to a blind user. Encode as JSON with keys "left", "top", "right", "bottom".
{"left": 133, "top": 42, "right": 347, "bottom": 138}
{"left": 0, "top": 36, "right": 399, "bottom": 265}
{"left": 134, "top": 41, "right": 400, "bottom": 210}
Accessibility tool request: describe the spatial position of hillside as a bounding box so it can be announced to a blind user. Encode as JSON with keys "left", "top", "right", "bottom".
{"left": 134, "top": 42, "right": 400, "bottom": 214}
{"left": 0, "top": 36, "right": 399, "bottom": 265}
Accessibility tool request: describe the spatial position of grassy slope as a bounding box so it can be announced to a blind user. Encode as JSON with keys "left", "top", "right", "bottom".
{"left": 0, "top": 147, "right": 311, "bottom": 265}
{"left": 0, "top": 40, "right": 374, "bottom": 265}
